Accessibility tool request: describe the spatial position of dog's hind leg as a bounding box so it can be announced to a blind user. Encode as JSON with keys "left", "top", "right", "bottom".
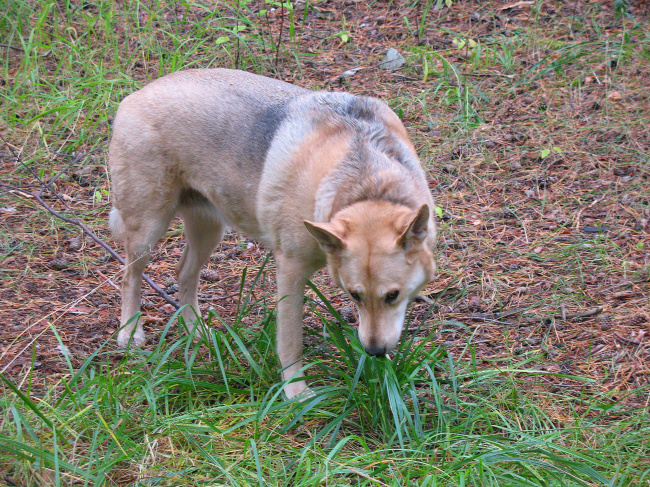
{"left": 176, "top": 203, "right": 225, "bottom": 327}
{"left": 114, "top": 205, "right": 176, "bottom": 347}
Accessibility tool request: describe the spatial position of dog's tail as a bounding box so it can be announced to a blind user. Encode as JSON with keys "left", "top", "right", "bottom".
{"left": 109, "top": 206, "right": 125, "bottom": 240}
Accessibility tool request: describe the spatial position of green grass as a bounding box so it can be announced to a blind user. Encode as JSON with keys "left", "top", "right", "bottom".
{"left": 1, "top": 269, "right": 648, "bottom": 485}
{"left": 3, "top": 290, "right": 646, "bottom": 486}
{"left": 2, "top": 0, "right": 650, "bottom": 485}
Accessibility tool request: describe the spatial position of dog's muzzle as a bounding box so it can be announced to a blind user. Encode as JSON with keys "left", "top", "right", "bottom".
{"left": 364, "top": 345, "right": 387, "bottom": 357}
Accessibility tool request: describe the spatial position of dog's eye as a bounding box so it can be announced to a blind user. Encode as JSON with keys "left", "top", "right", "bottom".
{"left": 350, "top": 292, "right": 361, "bottom": 302}
{"left": 385, "top": 290, "right": 399, "bottom": 304}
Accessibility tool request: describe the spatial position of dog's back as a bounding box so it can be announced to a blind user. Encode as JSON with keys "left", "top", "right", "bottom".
{"left": 109, "top": 69, "right": 308, "bottom": 235}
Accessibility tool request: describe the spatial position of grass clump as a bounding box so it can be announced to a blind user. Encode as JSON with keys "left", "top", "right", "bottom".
{"left": 2, "top": 287, "right": 647, "bottom": 485}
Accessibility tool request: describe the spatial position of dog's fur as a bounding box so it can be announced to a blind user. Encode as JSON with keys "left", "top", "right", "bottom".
{"left": 108, "top": 69, "right": 437, "bottom": 398}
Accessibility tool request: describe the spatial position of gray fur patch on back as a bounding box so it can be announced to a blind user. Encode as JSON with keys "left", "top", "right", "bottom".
{"left": 315, "top": 93, "right": 380, "bottom": 125}
{"left": 237, "top": 93, "right": 291, "bottom": 166}
{"left": 310, "top": 94, "right": 424, "bottom": 217}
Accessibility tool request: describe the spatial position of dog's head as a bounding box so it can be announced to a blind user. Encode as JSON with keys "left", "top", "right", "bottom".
{"left": 305, "top": 201, "right": 437, "bottom": 356}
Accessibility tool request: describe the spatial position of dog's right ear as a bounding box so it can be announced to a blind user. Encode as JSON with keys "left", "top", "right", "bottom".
{"left": 304, "top": 221, "right": 345, "bottom": 252}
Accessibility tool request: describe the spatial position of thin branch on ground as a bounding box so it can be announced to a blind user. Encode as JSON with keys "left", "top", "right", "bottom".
{"left": 0, "top": 144, "right": 180, "bottom": 309}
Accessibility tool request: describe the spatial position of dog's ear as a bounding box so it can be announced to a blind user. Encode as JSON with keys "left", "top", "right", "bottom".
{"left": 304, "top": 220, "right": 345, "bottom": 252}
{"left": 399, "top": 204, "right": 430, "bottom": 248}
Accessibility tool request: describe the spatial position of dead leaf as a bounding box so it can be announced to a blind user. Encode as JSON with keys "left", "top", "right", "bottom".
{"left": 55, "top": 344, "right": 71, "bottom": 357}
{"left": 608, "top": 90, "right": 622, "bottom": 102}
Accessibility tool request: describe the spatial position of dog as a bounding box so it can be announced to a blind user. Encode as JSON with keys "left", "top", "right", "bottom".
{"left": 108, "top": 69, "right": 437, "bottom": 399}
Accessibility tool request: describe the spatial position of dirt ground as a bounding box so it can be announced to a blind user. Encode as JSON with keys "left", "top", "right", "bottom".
{"left": 1, "top": 0, "right": 649, "bottom": 410}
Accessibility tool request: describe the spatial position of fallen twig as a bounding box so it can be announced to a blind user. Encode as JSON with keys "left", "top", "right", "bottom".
{"left": 0, "top": 145, "right": 180, "bottom": 309}
{"left": 465, "top": 306, "right": 604, "bottom": 325}
{"left": 0, "top": 43, "right": 23, "bottom": 52}
{"left": 9, "top": 184, "right": 180, "bottom": 309}
{"left": 560, "top": 306, "right": 604, "bottom": 320}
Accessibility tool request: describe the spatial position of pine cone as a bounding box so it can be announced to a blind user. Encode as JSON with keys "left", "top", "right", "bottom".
{"left": 628, "top": 315, "right": 648, "bottom": 327}
{"left": 47, "top": 257, "right": 69, "bottom": 270}
{"left": 339, "top": 305, "right": 357, "bottom": 323}
{"left": 200, "top": 269, "right": 219, "bottom": 282}
{"left": 600, "top": 314, "right": 613, "bottom": 331}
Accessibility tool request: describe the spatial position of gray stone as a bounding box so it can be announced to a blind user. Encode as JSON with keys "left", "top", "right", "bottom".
{"left": 380, "top": 48, "right": 405, "bottom": 70}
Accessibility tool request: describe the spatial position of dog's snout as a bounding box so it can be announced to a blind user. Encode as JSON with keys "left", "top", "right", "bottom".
{"left": 364, "top": 345, "right": 387, "bottom": 357}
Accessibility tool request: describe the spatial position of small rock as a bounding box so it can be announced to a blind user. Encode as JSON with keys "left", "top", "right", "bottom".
{"left": 613, "top": 166, "right": 634, "bottom": 176}
{"left": 380, "top": 48, "right": 406, "bottom": 70}
{"left": 582, "top": 225, "right": 610, "bottom": 234}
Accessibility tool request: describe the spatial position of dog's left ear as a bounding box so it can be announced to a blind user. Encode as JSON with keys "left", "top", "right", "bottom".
{"left": 399, "top": 204, "right": 430, "bottom": 249}
{"left": 304, "top": 220, "right": 345, "bottom": 252}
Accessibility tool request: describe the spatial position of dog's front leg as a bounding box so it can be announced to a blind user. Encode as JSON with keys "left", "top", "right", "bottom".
{"left": 275, "top": 253, "right": 314, "bottom": 399}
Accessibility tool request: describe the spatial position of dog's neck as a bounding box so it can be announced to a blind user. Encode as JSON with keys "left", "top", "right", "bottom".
{"left": 313, "top": 156, "right": 422, "bottom": 223}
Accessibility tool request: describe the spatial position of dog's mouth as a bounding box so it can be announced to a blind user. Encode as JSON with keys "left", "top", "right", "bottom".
{"left": 363, "top": 344, "right": 389, "bottom": 357}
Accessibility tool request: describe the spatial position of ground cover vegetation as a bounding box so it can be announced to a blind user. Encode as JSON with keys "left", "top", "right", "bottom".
{"left": 1, "top": 0, "right": 649, "bottom": 485}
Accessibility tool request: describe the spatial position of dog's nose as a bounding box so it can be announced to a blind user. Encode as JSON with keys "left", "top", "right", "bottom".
{"left": 364, "top": 345, "right": 386, "bottom": 357}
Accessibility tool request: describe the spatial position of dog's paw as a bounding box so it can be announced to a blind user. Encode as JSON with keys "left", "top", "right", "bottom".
{"left": 116, "top": 328, "right": 145, "bottom": 348}
{"left": 283, "top": 381, "right": 315, "bottom": 401}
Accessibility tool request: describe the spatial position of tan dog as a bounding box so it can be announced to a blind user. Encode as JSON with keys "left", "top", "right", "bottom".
{"left": 108, "top": 69, "right": 437, "bottom": 399}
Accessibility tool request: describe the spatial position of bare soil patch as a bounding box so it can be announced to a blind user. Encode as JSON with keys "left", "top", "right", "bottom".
{"left": 1, "top": 0, "right": 648, "bottom": 412}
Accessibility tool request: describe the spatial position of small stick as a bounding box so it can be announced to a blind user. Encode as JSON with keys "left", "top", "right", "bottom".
{"left": 2, "top": 183, "right": 180, "bottom": 309}
{"left": 0, "top": 139, "right": 180, "bottom": 309}
{"left": 94, "top": 269, "right": 121, "bottom": 293}
{"left": 562, "top": 306, "right": 604, "bottom": 320}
